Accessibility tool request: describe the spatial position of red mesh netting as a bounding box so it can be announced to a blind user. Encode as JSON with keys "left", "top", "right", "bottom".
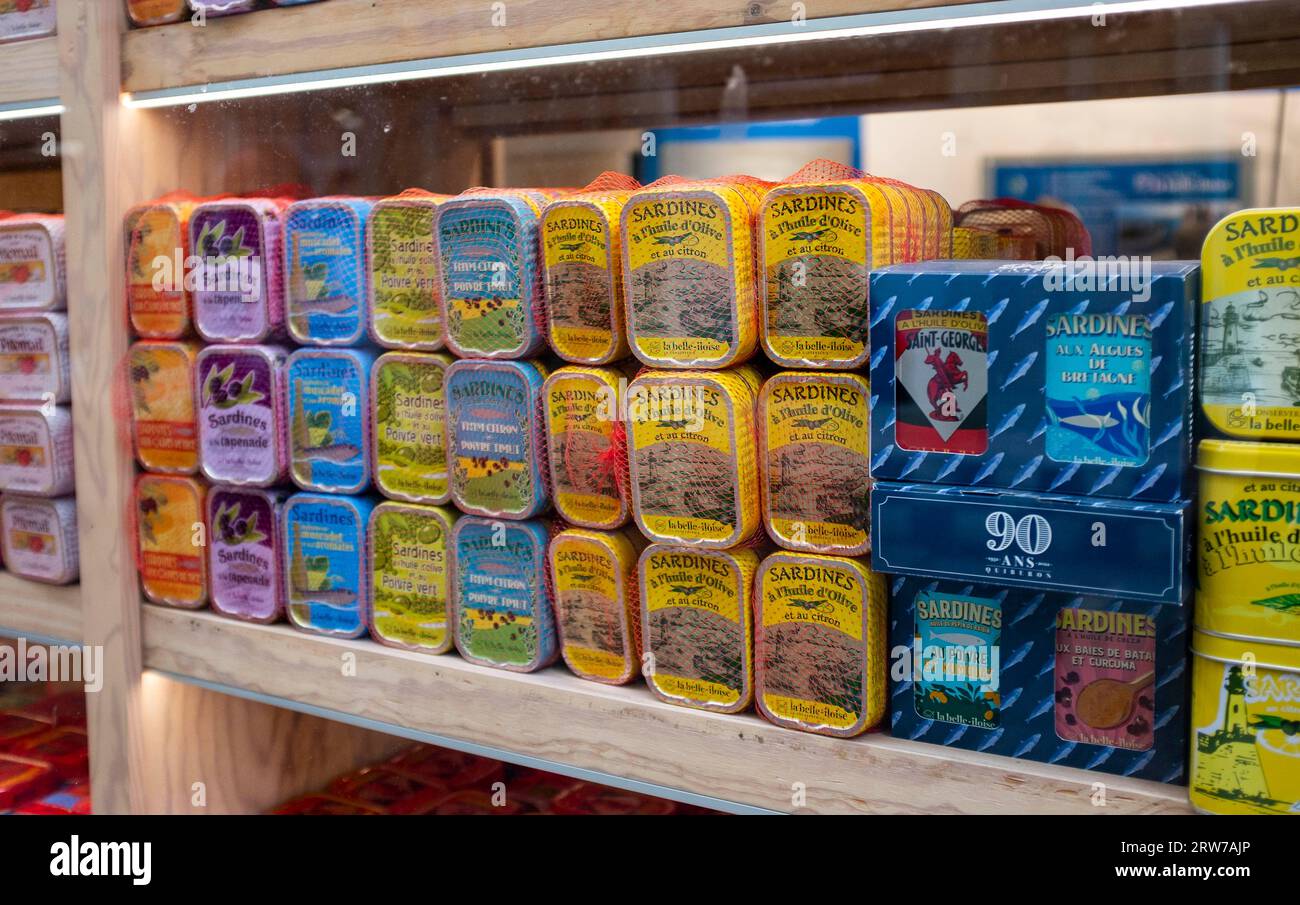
{"left": 955, "top": 198, "right": 1092, "bottom": 258}
{"left": 578, "top": 171, "right": 641, "bottom": 194}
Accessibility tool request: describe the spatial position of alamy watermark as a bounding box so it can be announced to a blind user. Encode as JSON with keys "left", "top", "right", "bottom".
{"left": 0, "top": 638, "right": 103, "bottom": 692}
{"left": 1042, "top": 248, "right": 1153, "bottom": 303}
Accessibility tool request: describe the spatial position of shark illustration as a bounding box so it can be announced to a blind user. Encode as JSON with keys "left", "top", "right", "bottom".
{"left": 1047, "top": 392, "right": 1149, "bottom": 459}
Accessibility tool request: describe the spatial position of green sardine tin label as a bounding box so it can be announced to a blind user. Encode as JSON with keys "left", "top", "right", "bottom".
{"left": 913, "top": 590, "right": 1002, "bottom": 729}
{"left": 372, "top": 352, "right": 451, "bottom": 504}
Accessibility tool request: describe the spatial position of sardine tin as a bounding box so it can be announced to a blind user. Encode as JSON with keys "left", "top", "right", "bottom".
{"left": 869, "top": 260, "right": 1198, "bottom": 502}
{"left": 196, "top": 344, "right": 288, "bottom": 487}
{"left": 286, "top": 347, "right": 376, "bottom": 494}
{"left": 627, "top": 367, "right": 761, "bottom": 548}
{"left": 368, "top": 501, "right": 457, "bottom": 654}
{"left": 128, "top": 340, "right": 200, "bottom": 475}
{"left": 543, "top": 365, "right": 629, "bottom": 530}
{"left": 871, "top": 481, "right": 1191, "bottom": 605}
{"left": 137, "top": 473, "right": 208, "bottom": 608}
{"left": 125, "top": 200, "right": 197, "bottom": 338}
{"left": 1199, "top": 207, "right": 1300, "bottom": 441}
{"left": 1189, "top": 628, "right": 1300, "bottom": 814}
{"left": 282, "top": 492, "right": 377, "bottom": 639}
{"left": 451, "top": 515, "right": 557, "bottom": 672}
{"left": 1196, "top": 439, "right": 1300, "bottom": 645}
{"left": 638, "top": 544, "right": 757, "bottom": 713}
{"left": 367, "top": 191, "right": 452, "bottom": 351}
{"left": 759, "top": 370, "right": 871, "bottom": 555}
{"left": 284, "top": 198, "right": 374, "bottom": 346}
{"left": 549, "top": 527, "right": 642, "bottom": 685}
{"left": 0, "top": 215, "right": 65, "bottom": 312}
{"left": 1, "top": 494, "right": 78, "bottom": 585}
{"left": 542, "top": 193, "right": 633, "bottom": 364}
{"left": 190, "top": 198, "right": 286, "bottom": 343}
{"left": 445, "top": 358, "right": 549, "bottom": 520}
{"left": 0, "top": 312, "right": 70, "bottom": 404}
{"left": 889, "top": 575, "right": 1190, "bottom": 783}
{"left": 207, "top": 486, "right": 285, "bottom": 623}
{"left": 371, "top": 351, "right": 452, "bottom": 505}
{"left": 0, "top": 404, "right": 74, "bottom": 497}
{"left": 0, "top": 0, "right": 56, "bottom": 41}
{"left": 755, "top": 551, "right": 886, "bottom": 737}
{"left": 436, "top": 194, "right": 547, "bottom": 359}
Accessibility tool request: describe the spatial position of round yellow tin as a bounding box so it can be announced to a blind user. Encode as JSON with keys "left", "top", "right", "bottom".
{"left": 638, "top": 543, "right": 758, "bottom": 713}
{"left": 1200, "top": 208, "right": 1300, "bottom": 440}
{"left": 1189, "top": 628, "right": 1300, "bottom": 815}
{"left": 549, "top": 526, "right": 643, "bottom": 685}
{"left": 1197, "top": 439, "right": 1300, "bottom": 645}
{"left": 626, "top": 366, "right": 761, "bottom": 548}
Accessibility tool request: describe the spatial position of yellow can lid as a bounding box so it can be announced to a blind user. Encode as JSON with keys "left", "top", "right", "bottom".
{"left": 1197, "top": 438, "right": 1300, "bottom": 477}
{"left": 1192, "top": 626, "right": 1300, "bottom": 670}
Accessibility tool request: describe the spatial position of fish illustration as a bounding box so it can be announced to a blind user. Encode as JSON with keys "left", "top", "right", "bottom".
{"left": 298, "top": 442, "right": 362, "bottom": 463}
{"left": 1010, "top": 298, "right": 1049, "bottom": 340}
{"left": 1128, "top": 463, "right": 1167, "bottom": 498}
{"left": 791, "top": 417, "right": 836, "bottom": 430}
{"left": 293, "top": 295, "right": 355, "bottom": 314}
{"left": 652, "top": 232, "right": 698, "bottom": 247}
{"left": 984, "top": 297, "right": 1010, "bottom": 325}
{"left": 1047, "top": 462, "right": 1081, "bottom": 491}
{"left": 559, "top": 241, "right": 587, "bottom": 252}
{"left": 898, "top": 451, "right": 928, "bottom": 478}
{"left": 935, "top": 454, "right": 965, "bottom": 481}
{"left": 1048, "top": 741, "right": 1078, "bottom": 764}
{"left": 1046, "top": 391, "right": 1149, "bottom": 459}
{"left": 1000, "top": 686, "right": 1024, "bottom": 710}
{"left": 999, "top": 352, "right": 1038, "bottom": 390}
{"left": 789, "top": 597, "right": 832, "bottom": 613}
{"left": 656, "top": 417, "right": 693, "bottom": 429}
{"left": 974, "top": 727, "right": 1005, "bottom": 752}
{"left": 1089, "top": 465, "right": 1123, "bottom": 495}
{"left": 569, "top": 573, "right": 596, "bottom": 583}
{"left": 1010, "top": 455, "right": 1043, "bottom": 487}
{"left": 669, "top": 584, "right": 708, "bottom": 598}
{"left": 1010, "top": 594, "right": 1044, "bottom": 626}
{"left": 1121, "top": 749, "right": 1156, "bottom": 777}
{"left": 870, "top": 443, "right": 895, "bottom": 472}
{"left": 1147, "top": 300, "right": 1175, "bottom": 330}
{"left": 1254, "top": 256, "right": 1300, "bottom": 271}
{"left": 990, "top": 403, "right": 1026, "bottom": 439}
{"left": 789, "top": 228, "right": 838, "bottom": 243}
{"left": 971, "top": 452, "right": 1006, "bottom": 485}
{"left": 1002, "top": 643, "right": 1033, "bottom": 672}
{"left": 942, "top": 724, "right": 970, "bottom": 745}
{"left": 869, "top": 295, "right": 897, "bottom": 328}
{"left": 1085, "top": 747, "right": 1115, "bottom": 771}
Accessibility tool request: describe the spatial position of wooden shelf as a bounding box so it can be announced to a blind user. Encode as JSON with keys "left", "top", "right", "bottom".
{"left": 142, "top": 605, "right": 1192, "bottom": 815}
{"left": 0, "top": 36, "right": 59, "bottom": 108}
{"left": 120, "top": 0, "right": 982, "bottom": 95}
{"left": 0, "top": 573, "right": 80, "bottom": 644}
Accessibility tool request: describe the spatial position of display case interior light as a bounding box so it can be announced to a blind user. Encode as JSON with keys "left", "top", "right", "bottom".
{"left": 0, "top": 102, "right": 63, "bottom": 123}
{"left": 120, "top": 0, "right": 1242, "bottom": 110}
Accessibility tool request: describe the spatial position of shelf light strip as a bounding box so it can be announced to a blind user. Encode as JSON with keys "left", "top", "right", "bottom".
{"left": 0, "top": 101, "right": 63, "bottom": 122}
{"left": 147, "top": 668, "right": 782, "bottom": 815}
{"left": 122, "top": 0, "right": 1246, "bottom": 109}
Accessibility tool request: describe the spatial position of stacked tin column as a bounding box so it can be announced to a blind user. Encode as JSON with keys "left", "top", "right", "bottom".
{"left": 1190, "top": 208, "right": 1300, "bottom": 815}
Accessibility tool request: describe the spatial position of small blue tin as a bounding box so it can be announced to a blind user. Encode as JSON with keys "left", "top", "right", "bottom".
{"left": 868, "top": 260, "right": 1198, "bottom": 502}
{"left": 888, "top": 574, "right": 1190, "bottom": 783}
{"left": 282, "top": 492, "right": 378, "bottom": 639}
{"left": 286, "top": 347, "right": 377, "bottom": 494}
{"left": 284, "top": 197, "right": 375, "bottom": 346}
{"left": 451, "top": 515, "right": 557, "bottom": 672}
{"left": 871, "top": 481, "right": 1191, "bottom": 604}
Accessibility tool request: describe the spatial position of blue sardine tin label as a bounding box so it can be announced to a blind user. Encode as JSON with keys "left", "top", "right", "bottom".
{"left": 452, "top": 516, "right": 557, "bottom": 670}
{"left": 888, "top": 575, "right": 1190, "bottom": 784}
{"left": 869, "top": 260, "right": 1198, "bottom": 502}
{"left": 287, "top": 348, "right": 376, "bottom": 494}
{"left": 282, "top": 492, "right": 377, "bottom": 638}
{"left": 285, "top": 199, "right": 374, "bottom": 345}
{"left": 871, "top": 481, "right": 1190, "bottom": 604}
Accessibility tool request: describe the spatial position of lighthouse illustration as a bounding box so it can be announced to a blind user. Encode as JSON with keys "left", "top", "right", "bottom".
{"left": 1192, "top": 664, "right": 1290, "bottom": 813}
{"left": 1220, "top": 301, "right": 1240, "bottom": 355}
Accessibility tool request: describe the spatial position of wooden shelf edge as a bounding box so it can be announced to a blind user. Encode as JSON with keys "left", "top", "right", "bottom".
{"left": 142, "top": 605, "right": 1192, "bottom": 815}
{"left": 120, "top": 0, "right": 987, "bottom": 95}
{"left": 0, "top": 572, "right": 80, "bottom": 644}
{"left": 0, "top": 35, "right": 59, "bottom": 108}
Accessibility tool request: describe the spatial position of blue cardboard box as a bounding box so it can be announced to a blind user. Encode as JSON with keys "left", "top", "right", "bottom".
{"left": 868, "top": 260, "right": 1198, "bottom": 502}
{"left": 888, "top": 575, "right": 1190, "bottom": 783}
{"left": 871, "top": 481, "right": 1191, "bottom": 604}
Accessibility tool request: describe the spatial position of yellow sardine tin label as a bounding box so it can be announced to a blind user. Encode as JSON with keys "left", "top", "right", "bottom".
{"left": 755, "top": 551, "right": 886, "bottom": 737}
{"left": 550, "top": 527, "right": 641, "bottom": 684}
{"left": 621, "top": 185, "right": 760, "bottom": 368}
{"left": 543, "top": 366, "right": 627, "bottom": 530}
{"left": 1189, "top": 629, "right": 1300, "bottom": 815}
{"left": 760, "top": 371, "right": 871, "bottom": 555}
{"left": 542, "top": 195, "right": 630, "bottom": 364}
{"left": 1197, "top": 439, "right": 1300, "bottom": 645}
{"left": 1200, "top": 208, "right": 1300, "bottom": 440}
{"left": 627, "top": 367, "right": 760, "bottom": 547}
{"left": 639, "top": 544, "right": 757, "bottom": 712}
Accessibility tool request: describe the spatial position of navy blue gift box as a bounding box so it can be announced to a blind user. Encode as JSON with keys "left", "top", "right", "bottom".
{"left": 888, "top": 575, "right": 1190, "bottom": 784}
{"left": 868, "top": 261, "right": 1198, "bottom": 503}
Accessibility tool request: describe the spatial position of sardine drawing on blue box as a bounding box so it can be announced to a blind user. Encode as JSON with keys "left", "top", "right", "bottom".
{"left": 282, "top": 492, "right": 377, "bottom": 639}
{"left": 888, "top": 575, "right": 1190, "bottom": 783}
{"left": 868, "top": 261, "right": 1198, "bottom": 502}
{"left": 871, "top": 481, "right": 1191, "bottom": 604}
{"left": 286, "top": 348, "right": 376, "bottom": 494}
